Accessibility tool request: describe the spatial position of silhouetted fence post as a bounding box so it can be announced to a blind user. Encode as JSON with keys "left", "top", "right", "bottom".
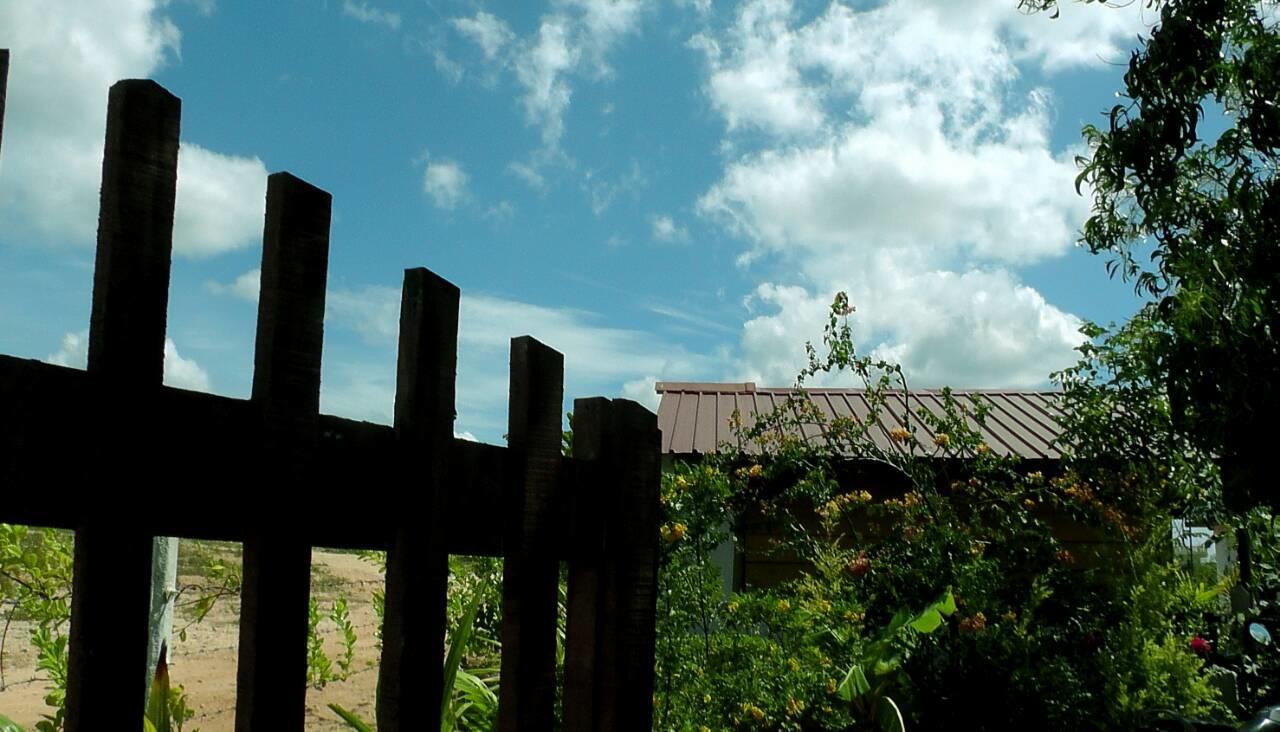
{"left": 377, "top": 267, "right": 457, "bottom": 732}
{"left": 564, "top": 397, "right": 662, "bottom": 732}
{"left": 235, "top": 172, "right": 331, "bottom": 731}
{"left": 63, "top": 78, "right": 180, "bottom": 731}
{"left": 1, "top": 49, "right": 9, "bottom": 156}
{"left": 498, "top": 337, "right": 565, "bottom": 732}
{"left": 0, "top": 72, "right": 663, "bottom": 732}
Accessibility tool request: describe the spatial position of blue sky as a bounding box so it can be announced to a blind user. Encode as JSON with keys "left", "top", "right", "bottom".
{"left": 0, "top": 0, "right": 1158, "bottom": 442}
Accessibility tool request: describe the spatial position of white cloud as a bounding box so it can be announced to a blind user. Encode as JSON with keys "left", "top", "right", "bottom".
{"left": 174, "top": 145, "right": 267, "bottom": 257}
{"left": 507, "top": 160, "right": 547, "bottom": 190}
{"left": 514, "top": 19, "right": 580, "bottom": 149}
{"left": 46, "top": 329, "right": 212, "bottom": 392}
{"left": 207, "top": 268, "right": 261, "bottom": 302}
{"left": 691, "top": 0, "right": 1138, "bottom": 389}
{"left": 453, "top": 11, "right": 515, "bottom": 61}
{"left": 422, "top": 159, "right": 469, "bottom": 210}
{"left": 450, "top": 3, "right": 650, "bottom": 158}
{"left": 0, "top": 1, "right": 268, "bottom": 258}
{"left": 342, "top": 0, "right": 401, "bottom": 31}
{"left": 651, "top": 214, "right": 688, "bottom": 242}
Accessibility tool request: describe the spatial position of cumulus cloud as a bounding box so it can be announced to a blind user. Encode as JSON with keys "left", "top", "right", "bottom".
{"left": 0, "top": 1, "right": 268, "bottom": 258}
{"left": 651, "top": 214, "right": 688, "bottom": 242}
{"left": 422, "top": 159, "right": 470, "bottom": 210}
{"left": 448, "top": 2, "right": 650, "bottom": 157}
{"left": 46, "top": 330, "right": 212, "bottom": 392}
{"left": 206, "top": 268, "right": 261, "bottom": 302}
{"left": 692, "top": 0, "right": 1140, "bottom": 388}
{"left": 342, "top": 0, "right": 401, "bottom": 31}
{"left": 453, "top": 11, "right": 515, "bottom": 61}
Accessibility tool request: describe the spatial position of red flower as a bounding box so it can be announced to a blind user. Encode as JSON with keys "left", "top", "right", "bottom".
{"left": 1190, "top": 635, "right": 1213, "bottom": 655}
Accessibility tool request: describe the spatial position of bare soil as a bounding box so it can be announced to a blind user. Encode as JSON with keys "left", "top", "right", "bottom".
{"left": 0, "top": 546, "right": 386, "bottom": 731}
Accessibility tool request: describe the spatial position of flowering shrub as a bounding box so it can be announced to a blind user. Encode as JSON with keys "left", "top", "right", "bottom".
{"left": 652, "top": 294, "right": 1237, "bottom": 730}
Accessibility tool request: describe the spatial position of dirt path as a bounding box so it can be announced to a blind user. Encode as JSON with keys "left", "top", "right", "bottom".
{"left": 0, "top": 547, "right": 386, "bottom": 731}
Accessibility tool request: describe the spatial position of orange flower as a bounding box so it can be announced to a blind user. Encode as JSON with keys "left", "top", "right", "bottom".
{"left": 889, "top": 426, "right": 912, "bottom": 443}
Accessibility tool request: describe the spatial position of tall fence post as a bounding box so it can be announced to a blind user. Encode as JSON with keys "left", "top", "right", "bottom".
{"left": 563, "top": 398, "right": 661, "bottom": 732}
{"left": 1, "top": 49, "right": 9, "bottom": 157}
{"left": 377, "top": 267, "right": 458, "bottom": 731}
{"left": 64, "top": 78, "right": 181, "bottom": 731}
{"left": 236, "top": 172, "right": 330, "bottom": 731}
{"left": 498, "top": 336, "right": 564, "bottom": 732}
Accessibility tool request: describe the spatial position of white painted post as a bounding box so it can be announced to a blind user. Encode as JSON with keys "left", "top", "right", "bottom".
{"left": 145, "top": 537, "right": 179, "bottom": 702}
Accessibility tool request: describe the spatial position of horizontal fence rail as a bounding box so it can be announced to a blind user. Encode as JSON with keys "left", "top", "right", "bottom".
{"left": 0, "top": 68, "right": 660, "bottom": 732}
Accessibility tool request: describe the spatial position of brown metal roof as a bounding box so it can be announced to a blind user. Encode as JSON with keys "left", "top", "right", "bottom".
{"left": 656, "top": 382, "right": 1063, "bottom": 460}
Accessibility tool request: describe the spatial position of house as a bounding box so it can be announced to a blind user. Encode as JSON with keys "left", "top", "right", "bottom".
{"left": 655, "top": 381, "right": 1082, "bottom": 591}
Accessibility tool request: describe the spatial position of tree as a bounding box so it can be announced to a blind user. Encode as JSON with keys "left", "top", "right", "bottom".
{"left": 1025, "top": 0, "right": 1279, "bottom": 510}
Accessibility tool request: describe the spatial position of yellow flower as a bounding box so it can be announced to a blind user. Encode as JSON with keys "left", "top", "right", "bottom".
{"left": 1023, "top": 498, "right": 1036, "bottom": 509}
{"left": 674, "top": 474, "right": 690, "bottom": 489}
{"left": 788, "top": 657, "right": 801, "bottom": 672}
{"left": 786, "top": 698, "right": 805, "bottom": 717}
{"left": 727, "top": 600, "right": 740, "bottom": 613}
{"left": 700, "top": 727, "right": 712, "bottom": 732}
{"left": 934, "top": 432, "right": 951, "bottom": 448}
{"left": 857, "top": 490, "right": 872, "bottom": 503}
{"left": 747, "top": 463, "right": 764, "bottom": 478}
{"left": 975, "top": 443, "right": 991, "bottom": 455}
{"left": 659, "top": 523, "right": 687, "bottom": 544}
{"left": 703, "top": 694, "right": 712, "bottom": 703}
{"left": 889, "top": 426, "right": 912, "bottom": 443}
{"left": 776, "top": 599, "right": 791, "bottom": 612}
{"left": 826, "top": 678, "right": 838, "bottom": 694}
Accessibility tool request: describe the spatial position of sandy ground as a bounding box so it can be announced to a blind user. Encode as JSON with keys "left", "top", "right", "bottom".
{"left": 0, "top": 546, "right": 386, "bottom": 731}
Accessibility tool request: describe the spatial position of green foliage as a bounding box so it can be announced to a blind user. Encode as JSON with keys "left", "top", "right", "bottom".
{"left": 0, "top": 524, "right": 72, "bottom": 729}
{"left": 328, "top": 583, "right": 500, "bottom": 732}
{"left": 652, "top": 293, "right": 1235, "bottom": 730}
{"left": 1031, "top": 0, "right": 1280, "bottom": 511}
{"left": 306, "top": 598, "right": 334, "bottom": 688}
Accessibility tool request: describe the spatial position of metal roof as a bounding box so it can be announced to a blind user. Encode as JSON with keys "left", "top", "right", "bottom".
{"left": 655, "top": 382, "right": 1063, "bottom": 460}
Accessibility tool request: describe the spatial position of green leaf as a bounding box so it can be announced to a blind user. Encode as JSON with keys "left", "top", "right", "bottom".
{"left": 837, "top": 663, "right": 870, "bottom": 702}
{"left": 328, "top": 703, "right": 376, "bottom": 732}
{"left": 0, "top": 713, "right": 26, "bottom": 732}
{"left": 441, "top": 588, "right": 486, "bottom": 732}
{"left": 876, "top": 696, "right": 907, "bottom": 732}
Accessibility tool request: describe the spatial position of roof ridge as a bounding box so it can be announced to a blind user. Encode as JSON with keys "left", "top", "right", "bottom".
{"left": 654, "top": 381, "right": 1060, "bottom": 395}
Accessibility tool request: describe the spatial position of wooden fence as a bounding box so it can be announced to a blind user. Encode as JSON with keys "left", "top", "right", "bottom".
{"left": 0, "top": 71, "right": 661, "bottom": 732}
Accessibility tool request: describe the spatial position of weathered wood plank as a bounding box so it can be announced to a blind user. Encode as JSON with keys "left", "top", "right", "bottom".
{"left": 498, "top": 337, "right": 564, "bottom": 732}
{"left": 0, "top": 49, "right": 9, "bottom": 156}
{"left": 377, "top": 267, "right": 458, "bottom": 732}
{"left": 61, "top": 78, "right": 181, "bottom": 732}
{"left": 236, "top": 172, "right": 330, "bottom": 732}
{"left": 0, "top": 354, "right": 519, "bottom": 551}
{"left": 563, "top": 397, "right": 611, "bottom": 732}
{"left": 562, "top": 398, "right": 661, "bottom": 732}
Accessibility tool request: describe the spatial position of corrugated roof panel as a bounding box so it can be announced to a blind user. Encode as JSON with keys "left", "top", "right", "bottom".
{"left": 657, "top": 390, "right": 680, "bottom": 454}
{"left": 980, "top": 394, "right": 1047, "bottom": 459}
{"left": 716, "top": 392, "right": 738, "bottom": 449}
{"left": 653, "top": 383, "right": 1065, "bottom": 461}
{"left": 989, "top": 394, "right": 1059, "bottom": 459}
{"left": 693, "top": 391, "right": 719, "bottom": 454}
{"left": 672, "top": 389, "right": 699, "bottom": 454}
